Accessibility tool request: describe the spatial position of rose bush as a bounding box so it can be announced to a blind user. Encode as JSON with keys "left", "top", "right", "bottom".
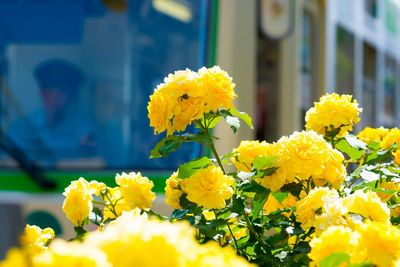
{"left": 2, "top": 67, "right": 400, "bottom": 267}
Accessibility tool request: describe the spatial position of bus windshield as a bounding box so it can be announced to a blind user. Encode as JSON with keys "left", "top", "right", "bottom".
{"left": 0, "top": 0, "right": 210, "bottom": 170}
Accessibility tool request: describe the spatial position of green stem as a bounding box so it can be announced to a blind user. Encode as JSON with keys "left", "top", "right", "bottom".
{"left": 197, "top": 119, "right": 226, "bottom": 174}
{"left": 243, "top": 212, "right": 271, "bottom": 255}
{"left": 227, "top": 223, "right": 240, "bottom": 254}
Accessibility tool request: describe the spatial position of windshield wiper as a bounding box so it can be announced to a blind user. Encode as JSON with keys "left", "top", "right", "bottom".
{"left": 0, "top": 131, "right": 56, "bottom": 190}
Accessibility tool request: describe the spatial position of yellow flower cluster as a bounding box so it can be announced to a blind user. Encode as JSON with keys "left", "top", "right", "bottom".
{"left": 165, "top": 165, "right": 234, "bottom": 209}
{"left": 309, "top": 222, "right": 400, "bottom": 267}
{"left": 147, "top": 66, "right": 236, "bottom": 135}
{"left": 1, "top": 211, "right": 253, "bottom": 267}
{"left": 296, "top": 188, "right": 391, "bottom": 233}
{"left": 305, "top": 93, "right": 361, "bottom": 137}
{"left": 357, "top": 127, "right": 389, "bottom": 144}
{"left": 62, "top": 173, "right": 155, "bottom": 225}
{"left": 231, "top": 131, "right": 347, "bottom": 191}
{"left": 20, "top": 225, "right": 55, "bottom": 256}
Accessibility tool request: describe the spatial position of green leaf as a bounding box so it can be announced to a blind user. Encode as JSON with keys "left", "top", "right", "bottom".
{"left": 335, "top": 138, "right": 364, "bottom": 161}
{"left": 229, "top": 107, "right": 254, "bottom": 129}
{"left": 253, "top": 156, "right": 277, "bottom": 170}
{"left": 345, "top": 135, "right": 367, "bottom": 150}
{"left": 150, "top": 135, "right": 181, "bottom": 158}
{"left": 271, "top": 192, "right": 288, "bottom": 203}
{"left": 200, "top": 112, "right": 223, "bottom": 129}
{"left": 360, "top": 169, "right": 380, "bottom": 182}
{"left": 320, "top": 252, "right": 350, "bottom": 267}
{"left": 224, "top": 115, "right": 240, "bottom": 132}
{"left": 177, "top": 157, "right": 213, "bottom": 178}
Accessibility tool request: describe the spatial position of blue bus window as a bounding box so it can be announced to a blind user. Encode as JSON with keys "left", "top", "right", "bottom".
{"left": 0, "top": 0, "right": 210, "bottom": 170}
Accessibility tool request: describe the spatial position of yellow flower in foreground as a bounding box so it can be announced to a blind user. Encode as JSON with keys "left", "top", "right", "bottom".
{"left": 183, "top": 165, "right": 234, "bottom": 209}
{"left": 305, "top": 93, "right": 361, "bottom": 137}
{"left": 85, "top": 210, "right": 252, "bottom": 267}
{"left": 197, "top": 66, "right": 237, "bottom": 113}
{"left": 20, "top": 225, "right": 55, "bottom": 255}
{"left": 343, "top": 190, "right": 390, "bottom": 223}
{"left": 296, "top": 187, "right": 340, "bottom": 230}
{"left": 62, "top": 178, "right": 93, "bottom": 226}
{"left": 115, "top": 172, "right": 156, "bottom": 210}
{"left": 309, "top": 226, "right": 364, "bottom": 266}
{"left": 165, "top": 172, "right": 183, "bottom": 209}
{"left": 0, "top": 248, "right": 29, "bottom": 267}
{"left": 358, "top": 221, "right": 400, "bottom": 267}
{"left": 33, "top": 240, "right": 111, "bottom": 267}
{"left": 357, "top": 127, "right": 389, "bottom": 144}
{"left": 381, "top": 128, "right": 400, "bottom": 149}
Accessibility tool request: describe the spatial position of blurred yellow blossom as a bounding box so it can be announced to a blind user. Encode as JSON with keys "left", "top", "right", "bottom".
{"left": 393, "top": 150, "right": 400, "bottom": 165}
{"left": 0, "top": 248, "right": 29, "bottom": 267}
{"left": 183, "top": 165, "right": 234, "bottom": 209}
{"left": 357, "top": 221, "right": 400, "bottom": 267}
{"left": 357, "top": 127, "right": 389, "bottom": 144}
{"left": 62, "top": 177, "right": 93, "bottom": 226}
{"left": 308, "top": 226, "right": 364, "bottom": 266}
{"left": 115, "top": 172, "right": 155, "bottom": 210}
{"left": 20, "top": 225, "right": 54, "bottom": 255}
{"left": 305, "top": 93, "right": 361, "bottom": 137}
{"left": 381, "top": 128, "right": 400, "bottom": 149}
{"left": 33, "top": 240, "right": 111, "bottom": 267}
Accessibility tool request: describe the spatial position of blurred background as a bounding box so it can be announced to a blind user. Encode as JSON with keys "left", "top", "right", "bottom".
{"left": 0, "top": 0, "right": 399, "bottom": 257}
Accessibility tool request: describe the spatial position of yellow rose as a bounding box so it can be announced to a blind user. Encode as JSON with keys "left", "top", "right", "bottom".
{"left": 315, "top": 148, "right": 347, "bottom": 189}
{"left": 309, "top": 226, "right": 364, "bottom": 266}
{"left": 296, "top": 187, "right": 340, "bottom": 230}
{"left": 285, "top": 131, "right": 331, "bottom": 181}
{"left": 357, "top": 127, "right": 389, "bottom": 144}
{"left": 115, "top": 172, "right": 156, "bottom": 210}
{"left": 381, "top": 128, "right": 400, "bottom": 149}
{"left": 357, "top": 221, "right": 400, "bottom": 267}
{"left": 182, "top": 165, "right": 234, "bottom": 209}
{"left": 343, "top": 190, "right": 390, "bottom": 224}
{"left": 305, "top": 93, "right": 361, "bottom": 137}
{"left": 165, "top": 172, "right": 183, "bottom": 209}
{"left": 20, "top": 225, "right": 55, "bottom": 255}
{"left": 62, "top": 178, "right": 93, "bottom": 226}
{"left": 197, "top": 66, "right": 237, "bottom": 113}
{"left": 89, "top": 180, "right": 107, "bottom": 196}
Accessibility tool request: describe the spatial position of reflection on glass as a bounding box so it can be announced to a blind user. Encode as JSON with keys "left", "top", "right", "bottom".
{"left": 383, "top": 55, "right": 396, "bottom": 127}
{"left": 335, "top": 26, "right": 354, "bottom": 95}
{"left": 256, "top": 34, "right": 279, "bottom": 142}
{"left": 361, "top": 43, "right": 377, "bottom": 128}
{"left": 0, "top": 0, "right": 210, "bottom": 170}
{"left": 301, "top": 10, "right": 317, "bottom": 124}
